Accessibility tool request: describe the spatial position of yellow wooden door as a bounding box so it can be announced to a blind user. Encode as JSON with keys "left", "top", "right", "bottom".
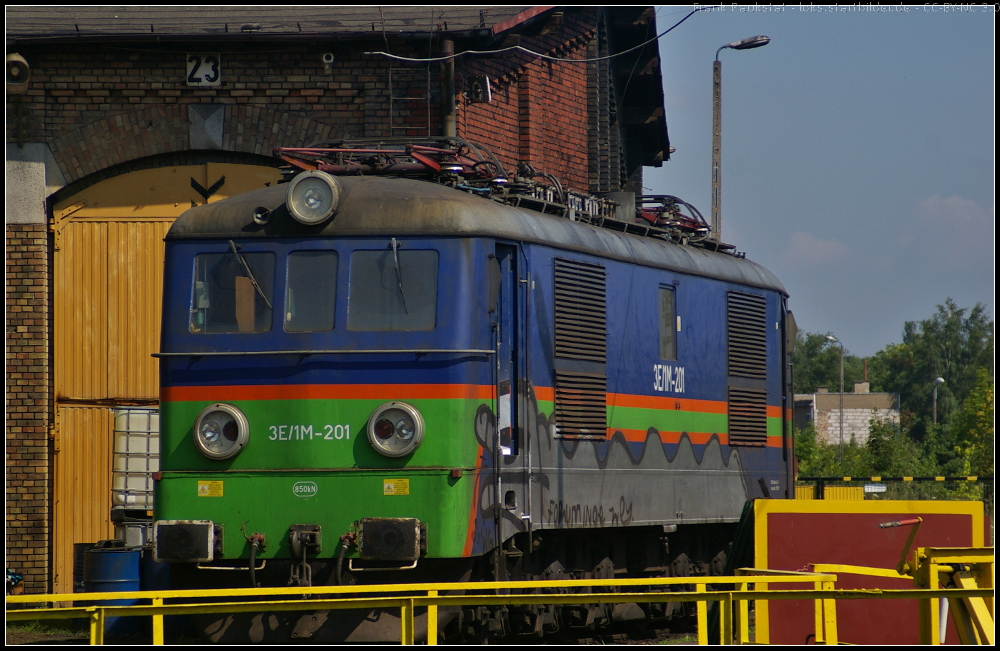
{"left": 50, "top": 162, "right": 280, "bottom": 594}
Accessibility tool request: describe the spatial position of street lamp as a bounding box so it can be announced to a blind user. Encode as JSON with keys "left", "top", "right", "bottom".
{"left": 932, "top": 377, "right": 945, "bottom": 425}
{"left": 711, "top": 35, "right": 770, "bottom": 243}
{"left": 826, "top": 335, "right": 845, "bottom": 454}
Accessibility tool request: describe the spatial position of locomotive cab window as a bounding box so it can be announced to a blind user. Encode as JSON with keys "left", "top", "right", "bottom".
{"left": 285, "top": 251, "right": 338, "bottom": 332}
{"left": 659, "top": 286, "right": 677, "bottom": 360}
{"left": 190, "top": 251, "right": 274, "bottom": 333}
{"left": 348, "top": 249, "right": 438, "bottom": 331}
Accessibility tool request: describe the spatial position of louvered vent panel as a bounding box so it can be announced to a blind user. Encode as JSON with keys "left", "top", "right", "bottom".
{"left": 554, "top": 371, "right": 607, "bottom": 439}
{"left": 728, "top": 387, "right": 768, "bottom": 447}
{"left": 554, "top": 259, "right": 607, "bottom": 363}
{"left": 727, "top": 291, "right": 767, "bottom": 379}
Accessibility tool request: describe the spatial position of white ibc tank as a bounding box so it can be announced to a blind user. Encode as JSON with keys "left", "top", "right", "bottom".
{"left": 112, "top": 409, "right": 160, "bottom": 509}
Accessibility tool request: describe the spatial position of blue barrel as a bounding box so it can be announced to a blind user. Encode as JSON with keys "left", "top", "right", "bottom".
{"left": 84, "top": 547, "right": 142, "bottom": 637}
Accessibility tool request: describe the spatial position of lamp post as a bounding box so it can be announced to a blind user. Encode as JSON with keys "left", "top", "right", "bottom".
{"left": 826, "top": 335, "right": 845, "bottom": 455}
{"left": 932, "top": 377, "right": 945, "bottom": 425}
{"left": 711, "top": 35, "right": 770, "bottom": 243}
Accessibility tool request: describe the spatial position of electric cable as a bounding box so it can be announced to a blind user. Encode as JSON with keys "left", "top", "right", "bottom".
{"left": 364, "top": 7, "right": 713, "bottom": 64}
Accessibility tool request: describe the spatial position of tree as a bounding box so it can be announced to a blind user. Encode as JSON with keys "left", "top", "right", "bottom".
{"left": 792, "top": 300, "right": 992, "bottom": 506}
{"left": 794, "top": 423, "right": 869, "bottom": 478}
{"left": 950, "top": 368, "right": 995, "bottom": 478}
{"left": 865, "top": 418, "right": 934, "bottom": 478}
{"left": 791, "top": 331, "right": 864, "bottom": 394}
{"left": 869, "top": 299, "right": 993, "bottom": 438}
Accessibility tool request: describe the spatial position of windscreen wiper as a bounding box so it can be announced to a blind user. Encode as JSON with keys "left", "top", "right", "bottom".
{"left": 229, "top": 240, "right": 272, "bottom": 309}
{"left": 391, "top": 237, "right": 409, "bottom": 314}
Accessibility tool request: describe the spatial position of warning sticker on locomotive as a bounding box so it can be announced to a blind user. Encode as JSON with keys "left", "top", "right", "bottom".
{"left": 197, "top": 481, "right": 223, "bottom": 497}
{"left": 383, "top": 479, "right": 410, "bottom": 495}
{"left": 268, "top": 424, "right": 351, "bottom": 441}
{"left": 653, "top": 363, "right": 685, "bottom": 393}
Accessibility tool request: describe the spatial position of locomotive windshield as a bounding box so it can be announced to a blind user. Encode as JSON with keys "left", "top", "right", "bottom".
{"left": 285, "top": 251, "right": 338, "bottom": 332}
{"left": 190, "top": 251, "right": 275, "bottom": 333}
{"left": 348, "top": 249, "right": 438, "bottom": 331}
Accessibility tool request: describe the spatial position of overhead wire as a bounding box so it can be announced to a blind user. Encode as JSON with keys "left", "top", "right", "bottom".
{"left": 364, "top": 6, "right": 714, "bottom": 64}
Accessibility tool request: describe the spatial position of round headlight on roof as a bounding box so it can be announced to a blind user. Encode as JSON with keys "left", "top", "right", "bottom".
{"left": 286, "top": 170, "right": 341, "bottom": 225}
{"left": 193, "top": 403, "right": 249, "bottom": 460}
{"left": 367, "top": 402, "right": 425, "bottom": 458}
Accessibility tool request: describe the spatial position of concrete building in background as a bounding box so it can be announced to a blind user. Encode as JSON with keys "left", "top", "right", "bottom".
{"left": 794, "top": 383, "right": 900, "bottom": 446}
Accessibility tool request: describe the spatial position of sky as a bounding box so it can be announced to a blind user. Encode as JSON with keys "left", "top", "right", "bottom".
{"left": 646, "top": 5, "right": 994, "bottom": 358}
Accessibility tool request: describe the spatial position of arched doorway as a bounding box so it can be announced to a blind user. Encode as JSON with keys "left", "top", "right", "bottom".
{"left": 49, "top": 159, "right": 281, "bottom": 594}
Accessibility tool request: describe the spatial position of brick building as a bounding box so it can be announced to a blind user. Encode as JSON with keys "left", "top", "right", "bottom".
{"left": 5, "top": 7, "right": 670, "bottom": 593}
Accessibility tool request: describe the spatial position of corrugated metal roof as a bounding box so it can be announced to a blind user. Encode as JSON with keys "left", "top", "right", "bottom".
{"left": 5, "top": 6, "right": 545, "bottom": 42}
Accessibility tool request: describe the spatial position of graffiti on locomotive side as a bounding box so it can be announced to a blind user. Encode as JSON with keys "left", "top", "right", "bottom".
{"left": 545, "top": 495, "right": 634, "bottom": 527}
{"left": 268, "top": 424, "right": 351, "bottom": 441}
{"left": 609, "top": 496, "right": 634, "bottom": 526}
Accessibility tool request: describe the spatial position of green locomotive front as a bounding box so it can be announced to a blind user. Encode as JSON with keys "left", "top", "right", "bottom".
{"left": 155, "top": 175, "right": 504, "bottom": 585}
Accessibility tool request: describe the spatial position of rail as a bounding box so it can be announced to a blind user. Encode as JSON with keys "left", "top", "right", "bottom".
{"left": 6, "top": 571, "right": 992, "bottom": 645}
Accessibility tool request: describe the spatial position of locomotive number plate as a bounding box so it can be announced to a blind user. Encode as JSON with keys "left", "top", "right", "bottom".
{"left": 383, "top": 479, "right": 410, "bottom": 495}
{"left": 653, "top": 363, "right": 686, "bottom": 393}
{"left": 268, "top": 423, "right": 351, "bottom": 441}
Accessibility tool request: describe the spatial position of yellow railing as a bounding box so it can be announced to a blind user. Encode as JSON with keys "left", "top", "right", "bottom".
{"left": 6, "top": 571, "right": 992, "bottom": 645}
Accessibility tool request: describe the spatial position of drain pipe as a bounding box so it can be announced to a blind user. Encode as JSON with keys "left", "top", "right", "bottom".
{"left": 441, "top": 37, "right": 456, "bottom": 137}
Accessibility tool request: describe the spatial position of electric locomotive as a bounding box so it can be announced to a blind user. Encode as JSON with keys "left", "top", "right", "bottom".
{"left": 152, "top": 138, "right": 794, "bottom": 642}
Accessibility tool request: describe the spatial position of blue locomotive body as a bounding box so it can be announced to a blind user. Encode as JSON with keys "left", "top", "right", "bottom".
{"left": 154, "top": 162, "right": 792, "bottom": 641}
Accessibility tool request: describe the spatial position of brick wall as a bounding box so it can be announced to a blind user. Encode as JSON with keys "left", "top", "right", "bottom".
{"left": 8, "top": 45, "right": 442, "bottom": 183}
{"left": 5, "top": 224, "right": 51, "bottom": 594}
{"left": 458, "top": 8, "right": 601, "bottom": 193}
{"left": 815, "top": 408, "right": 901, "bottom": 446}
{"left": 9, "top": 30, "right": 613, "bottom": 193}
{"left": 458, "top": 46, "right": 592, "bottom": 194}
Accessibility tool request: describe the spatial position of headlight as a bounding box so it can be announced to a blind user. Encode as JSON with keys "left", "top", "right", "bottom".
{"left": 367, "top": 402, "right": 424, "bottom": 457}
{"left": 193, "top": 403, "right": 249, "bottom": 460}
{"left": 286, "top": 170, "right": 341, "bottom": 225}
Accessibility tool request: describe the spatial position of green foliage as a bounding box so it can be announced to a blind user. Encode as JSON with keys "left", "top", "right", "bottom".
{"left": 792, "top": 299, "right": 993, "bottom": 506}
{"left": 791, "top": 331, "right": 864, "bottom": 394}
{"left": 793, "top": 423, "right": 821, "bottom": 474}
{"left": 865, "top": 418, "right": 934, "bottom": 477}
{"left": 869, "top": 298, "right": 993, "bottom": 434}
{"left": 794, "top": 423, "right": 868, "bottom": 478}
{"left": 949, "top": 368, "right": 995, "bottom": 478}
{"left": 794, "top": 418, "right": 981, "bottom": 501}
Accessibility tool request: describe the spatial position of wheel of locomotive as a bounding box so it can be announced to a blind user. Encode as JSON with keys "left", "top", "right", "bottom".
{"left": 173, "top": 558, "right": 474, "bottom": 643}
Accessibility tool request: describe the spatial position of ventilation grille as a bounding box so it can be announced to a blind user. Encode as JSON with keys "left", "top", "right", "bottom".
{"left": 554, "top": 371, "right": 607, "bottom": 439}
{"left": 727, "top": 291, "right": 767, "bottom": 379}
{"left": 554, "top": 259, "right": 607, "bottom": 363}
{"left": 728, "top": 387, "right": 767, "bottom": 447}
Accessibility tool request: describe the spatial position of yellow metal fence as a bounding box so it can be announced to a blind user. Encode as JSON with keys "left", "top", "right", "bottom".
{"left": 7, "top": 568, "right": 993, "bottom": 645}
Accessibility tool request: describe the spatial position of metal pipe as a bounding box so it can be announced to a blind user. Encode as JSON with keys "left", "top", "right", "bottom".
{"left": 441, "top": 38, "right": 456, "bottom": 137}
